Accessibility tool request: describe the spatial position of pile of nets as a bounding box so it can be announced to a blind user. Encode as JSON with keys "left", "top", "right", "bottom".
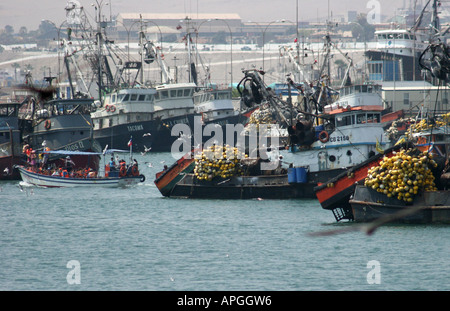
{"left": 193, "top": 145, "right": 247, "bottom": 181}
{"left": 364, "top": 148, "right": 438, "bottom": 203}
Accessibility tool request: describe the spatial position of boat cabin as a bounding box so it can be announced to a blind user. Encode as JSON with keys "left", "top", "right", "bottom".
{"left": 324, "top": 84, "right": 383, "bottom": 113}
{"left": 374, "top": 29, "right": 428, "bottom": 55}
{"left": 103, "top": 88, "right": 157, "bottom": 106}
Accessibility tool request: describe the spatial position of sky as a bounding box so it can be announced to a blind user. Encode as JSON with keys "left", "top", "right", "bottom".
{"left": 0, "top": 0, "right": 416, "bottom": 31}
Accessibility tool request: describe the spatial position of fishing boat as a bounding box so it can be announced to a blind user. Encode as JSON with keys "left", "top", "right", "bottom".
{"left": 18, "top": 95, "right": 102, "bottom": 171}
{"left": 349, "top": 185, "right": 450, "bottom": 223}
{"left": 314, "top": 141, "right": 413, "bottom": 221}
{"left": 0, "top": 101, "right": 22, "bottom": 180}
{"left": 154, "top": 145, "right": 313, "bottom": 199}
{"left": 91, "top": 82, "right": 197, "bottom": 152}
{"left": 365, "top": 0, "right": 441, "bottom": 82}
{"left": 316, "top": 118, "right": 450, "bottom": 223}
{"left": 175, "top": 17, "right": 249, "bottom": 145}
{"left": 17, "top": 150, "right": 145, "bottom": 188}
{"left": 316, "top": 34, "right": 450, "bottom": 223}
{"left": 193, "top": 86, "right": 245, "bottom": 127}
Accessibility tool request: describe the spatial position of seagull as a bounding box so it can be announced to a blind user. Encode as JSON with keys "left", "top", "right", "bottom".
{"left": 141, "top": 145, "right": 152, "bottom": 156}
{"left": 143, "top": 133, "right": 152, "bottom": 137}
{"left": 146, "top": 162, "right": 153, "bottom": 168}
{"left": 307, "top": 205, "right": 426, "bottom": 237}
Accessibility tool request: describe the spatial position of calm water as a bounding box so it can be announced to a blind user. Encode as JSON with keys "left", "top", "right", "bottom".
{"left": 0, "top": 151, "right": 449, "bottom": 291}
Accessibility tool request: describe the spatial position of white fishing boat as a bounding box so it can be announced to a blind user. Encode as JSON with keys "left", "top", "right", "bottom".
{"left": 16, "top": 150, "right": 145, "bottom": 188}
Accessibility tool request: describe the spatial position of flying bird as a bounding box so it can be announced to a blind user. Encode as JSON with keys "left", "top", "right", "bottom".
{"left": 143, "top": 133, "right": 151, "bottom": 137}
{"left": 141, "top": 145, "right": 152, "bottom": 156}
{"left": 308, "top": 205, "right": 425, "bottom": 237}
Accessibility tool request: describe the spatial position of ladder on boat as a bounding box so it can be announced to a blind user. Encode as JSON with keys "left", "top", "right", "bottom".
{"left": 331, "top": 207, "right": 354, "bottom": 222}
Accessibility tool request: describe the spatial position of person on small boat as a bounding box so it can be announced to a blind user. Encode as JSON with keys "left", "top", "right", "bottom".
{"left": 65, "top": 156, "right": 75, "bottom": 173}
{"left": 109, "top": 157, "right": 117, "bottom": 171}
{"left": 61, "top": 169, "right": 69, "bottom": 178}
{"left": 119, "top": 161, "right": 127, "bottom": 177}
{"left": 131, "top": 159, "right": 139, "bottom": 176}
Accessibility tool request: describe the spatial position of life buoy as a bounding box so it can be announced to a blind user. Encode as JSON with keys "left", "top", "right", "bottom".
{"left": 318, "top": 131, "right": 329, "bottom": 143}
{"left": 105, "top": 105, "right": 110, "bottom": 112}
{"left": 119, "top": 165, "right": 127, "bottom": 177}
{"left": 109, "top": 105, "right": 116, "bottom": 112}
{"left": 131, "top": 165, "right": 139, "bottom": 176}
{"left": 44, "top": 119, "right": 51, "bottom": 130}
{"left": 139, "top": 175, "right": 146, "bottom": 182}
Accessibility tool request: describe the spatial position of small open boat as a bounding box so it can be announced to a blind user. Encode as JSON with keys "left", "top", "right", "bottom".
{"left": 16, "top": 149, "right": 145, "bottom": 188}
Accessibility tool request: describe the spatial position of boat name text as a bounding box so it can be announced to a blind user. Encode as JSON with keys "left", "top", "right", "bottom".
{"left": 128, "top": 124, "right": 144, "bottom": 132}
{"left": 329, "top": 135, "right": 350, "bottom": 143}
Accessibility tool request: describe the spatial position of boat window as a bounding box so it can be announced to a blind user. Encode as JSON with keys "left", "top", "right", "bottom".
{"left": 361, "top": 85, "right": 368, "bottom": 93}
{"left": 138, "top": 94, "right": 146, "bottom": 101}
{"left": 184, "top": 89, "right": 192, "bottom": 97}
{"left": 345, "top": 87, "right": 350, "bottom": 96}
{"left": 130, "top": 94, "right": 138, "bottom": 101}
{"left": 177, "top": 89, "right": 184, "bottom": 97}
{"left": 160, "top": 91, "right": 168, "bottom": 99}
{"left": 111, "top": 94, "right": 117, "bottom": 103}
{"left": 154, "top": 92, "right": 159, "bottom": 100}
{"left": 336, "top": 115, "right": 353, "bottom": 127}
{"left": 354, "top": 85, "right": 361, "bottom": 93}
{"left": 356, "top": 113, "right": 367, "bottom": 124}
{"left": 118, "top": 94, "right": 129, "bottom": 102}
{"left": 146, "top": 94, "right": 154, "bottom": 102}
{"left": 170, "top": 90, "right": 177, "bottom": 98}
{"left": 218, "top": 92, "right": 229, "bottom": 100}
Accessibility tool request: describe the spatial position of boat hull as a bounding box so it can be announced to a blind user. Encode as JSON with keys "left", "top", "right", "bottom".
{"left": 94, "top": 114, "right": 195, "bottom": 152}
{"left": 350, "top": 185, "right": 450, "bottom": 224}
{"left": 154, "top": 152, "right": 196, "bottom": 196}
{"left": 165, "top": 169, "right": 346, "bottom": 199}
{"left": 314, "top": 142, "right": 414, "bottom": 221}
{"left": 18, "top": 166, "right": 144, "bottom": 188}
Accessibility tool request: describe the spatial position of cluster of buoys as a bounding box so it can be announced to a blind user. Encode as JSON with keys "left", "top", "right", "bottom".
{"left": 364, "top": 148, "right": 438, "bottom": 203}
{"left": 193, "top": 145, "right": 247, "bottom": 181}
{"left": 408, "top": 114, "right": 450, "bottom": 133}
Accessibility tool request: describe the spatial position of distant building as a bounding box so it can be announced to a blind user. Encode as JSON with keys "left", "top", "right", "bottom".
{"left": 115, "top": 13, "right": 242, "bottom": 41}
{"left": 347, "top": 11, "right": 357, "bottom": 23}
{"left": 381, "top": 81, "right": 450, "bottom": 116}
